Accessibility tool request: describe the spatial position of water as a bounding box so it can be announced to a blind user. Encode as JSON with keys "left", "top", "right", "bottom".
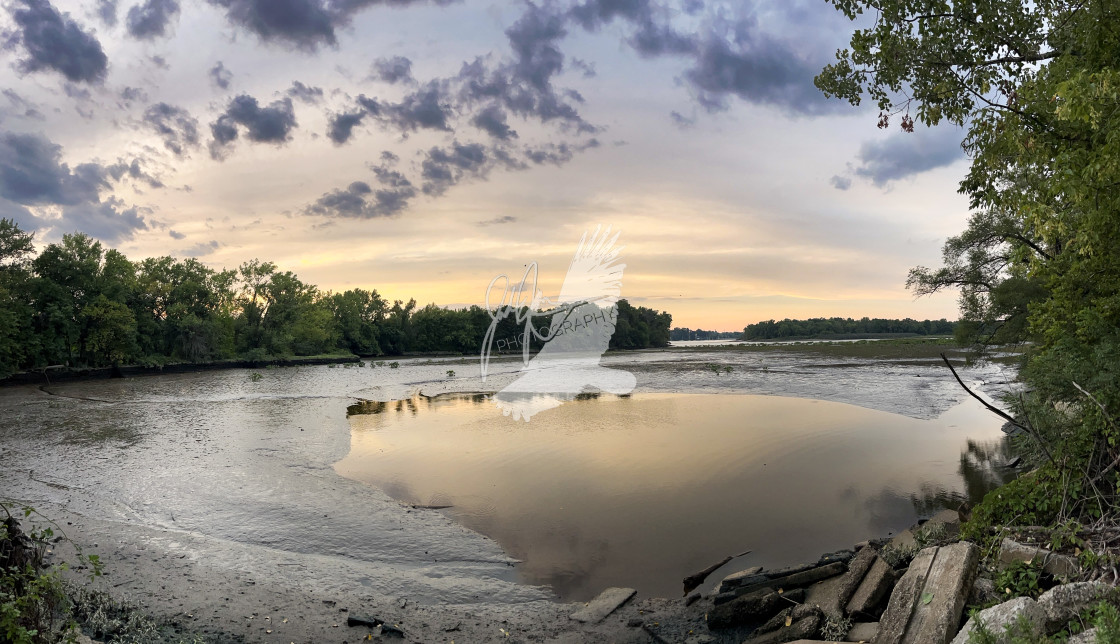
{"left": 0, "top": 349, "right": 1017, "bottom": 604}
{"left": 335, "top": 391, "right": 1012, "bottom": 600}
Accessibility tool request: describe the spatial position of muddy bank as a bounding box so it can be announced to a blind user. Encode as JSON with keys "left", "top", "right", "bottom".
{"left": 0, "top": 347, "right": 1017, "bottom": 642}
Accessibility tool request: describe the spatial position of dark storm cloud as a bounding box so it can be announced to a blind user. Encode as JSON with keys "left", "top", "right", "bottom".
{"left": 209, "top": 94, "right": 298, "bottom": 158}
{"left": 370, "top": 56, "right": 413, "bottom": 84}
{"left": 6, "top": 0, "right": 109, "bottom": 84}
{"left": 327, "top": 84, "right": 451, "bottom": 143}
{"left": 306, "top": 178, "right": 416, "bottom": 219}
{"left": 142, "top": 102, "right": 200, "bottom": 157}
{"left": 106, "top": 157, "right": 164, "bottom": 189}
{"left": 851, "top": 130, "right": 964, "bottom": 187}
{"left": 0, "top": 133, "right": 148, "bottom": 242}
{"left": 209, "top": 61, "right": 233, "bottom": 89}
{"left": 287, "top": 81, "right": 324, "bottom": 104}
{"left": 126, "top": 0, "right": 180, "bottom": 39}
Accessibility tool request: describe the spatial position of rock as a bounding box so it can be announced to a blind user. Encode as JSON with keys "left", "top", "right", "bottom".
{"left": 845, "top": 556, "right": 896, "bottom": 617}
{"left": 346, "top": 614, "right": 405, "bottom": 637}
{"left": 845, "top": 621, "right": 878, "bottom": 642}
{"left": 998, "top": 538, "right": 1080, "bottom": 582}
{"left": 714, "top": 585, "right": 803, "bottom": 606}
{"left": 818, "top": 549, "right": 856, "bottom": 566}
{"left": 730, "top": 562, "right": 848, "bottom": 597}
{"left": 889, "top": 529, "right": 917, "bottom": 551}
{"left": 718, "top": 566, "right": 765, "bottom": 591}
{"left": 805, "top": 571, "right": 848, "bottom": 619}
{"left": 706, "top": 588, "right": 783, "bottom": 629}
{"left": 626, "top": 617, "right": 642, "bottom": 627}
{"left": 685, "top": 591, "right": 702, "bottom": 606}
{"left": 949, "top": 596, "right": 1045, "bottom": 644}
{"left": 969, "top": 577, "right": 1000, "bottom": 607}
{"left": 877, "top": 542, "right": 980, "bottom": 644}
{"left": 742, "top": 609, "right": 822, "bottom": 644}
{"left": 1067, "top": 627, "right": 1098, "bottom": 644}
{"left": 755, "top": 606, "right": 793, "bottom": 635}
{"left": 1036, "top": 582, "right": 1111, "bottom": 632}
{"left": 834, "top": 547, "right": 879, "bottom": 610}
{"left": 922, "top": 509, "right": 962, "bottom": 537}
{"left": 570, "top": 587, "right": 636, "bottom": 624}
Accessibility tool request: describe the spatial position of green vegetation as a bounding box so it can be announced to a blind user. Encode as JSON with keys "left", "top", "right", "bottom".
{"left": 741, "top": 317, "right": 956, "bottom": 341}
{"left": 0, "top": 223, "right": 672, "bottom": 378}
{"left": 819, "top": 0, "right": 1120, "bottom": 542}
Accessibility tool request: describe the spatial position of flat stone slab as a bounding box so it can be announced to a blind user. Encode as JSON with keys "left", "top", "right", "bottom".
{"left": 998, "top": 538, "right": 1080, "bottom": 581}
{"left": 834, "top": 547, "right": 878, "bottom": 610}
{"left": 877, "top": 542, "right": 979, "bottom": 644}
{"left": 570, "top": 587, "right": 636, "bottom": 623}
{"left": 845, "top": 621, "right": 878, "bottom": 642}
{"left": 845, "top": 555, "right": 895, "bottom": 617}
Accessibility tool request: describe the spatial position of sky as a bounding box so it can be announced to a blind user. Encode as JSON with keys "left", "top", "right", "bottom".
{"left": 0, "top": 0, "right": 974, "bottom": 331}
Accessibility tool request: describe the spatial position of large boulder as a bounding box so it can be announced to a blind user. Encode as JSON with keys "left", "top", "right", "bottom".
{"left": 877, "top": 542, "right": 979, "bottom": 644}
{"left": 950, "top": 596, "right": 1045, "bottom": 644}
{"left": 1036, "top": 582, "right": 1111, "bottom": 632}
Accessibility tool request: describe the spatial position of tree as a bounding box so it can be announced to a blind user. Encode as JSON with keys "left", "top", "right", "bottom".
{"left": 818, "top": 0, "right": 1120, "bottom": 521}
{"left": 0, "top": 219, "right": 35, "bottom": 376}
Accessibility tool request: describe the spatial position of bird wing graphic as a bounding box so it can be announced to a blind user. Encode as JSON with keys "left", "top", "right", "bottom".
{"left": 556, "top": 225, "right": 625, "bottom": 308}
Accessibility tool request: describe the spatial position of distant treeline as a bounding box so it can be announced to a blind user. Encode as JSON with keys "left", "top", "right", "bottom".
{"left": 669, "top": 327, "right": 741, "bottom": 341}
{"left": 0, "top": 220, "right": 671, "bottom": 377}
{"left": 741, "top": 317, "right": 957, "bottom": 340}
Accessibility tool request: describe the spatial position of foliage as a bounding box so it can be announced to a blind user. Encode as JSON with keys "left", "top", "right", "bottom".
{"left": 0, "top": 221, "right": 674, "bottom": 377}
{"left": 995, "top": 559, "right": 1046, "bottom": 600}
{"left": 819, "top": 0, "right": 1120, "bottom": 525}
{"left": 742, "top": 317, "right": 956, "bottom": 340}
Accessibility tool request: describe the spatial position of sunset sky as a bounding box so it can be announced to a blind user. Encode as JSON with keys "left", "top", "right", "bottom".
{"left": 0, "top": 0, "right": 973, "bottom": 331}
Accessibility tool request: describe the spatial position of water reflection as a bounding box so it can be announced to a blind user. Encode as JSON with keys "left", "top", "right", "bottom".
{"left": 336, "top": 393, "right": 1012, "bottom": 601}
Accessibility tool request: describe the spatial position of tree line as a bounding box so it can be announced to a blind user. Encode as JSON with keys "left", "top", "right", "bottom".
{"left": 741, "top": 317, "right": 957, "bottom": 340}
{"left": 669, "top": 328, "right": 740, "bottom": 341}
{"left": 0, "top": 220, "right": 671, "bottom": 377}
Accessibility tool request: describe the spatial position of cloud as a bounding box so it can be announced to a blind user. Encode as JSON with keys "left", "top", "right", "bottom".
{"left": 471, "top": 104, "right": 517, "bottom": 140}
{"left": 105, "top": 157, "right": 163, "bottom": 189}
{"left": 55, "top": 198, "right": 148, "bottom": 243}
{"left": 209, "top": 61, "right": 232, "bottom": 89}
{"left": 142, "top": 102, "right": 200, "bottom": 156}
{"left": 118, "top": 86, "right": 147, "bottom": 106}
{"left": 478, "top": 215, "right": 516, "bottom": 226}
{"left": 168, "top": 229, "right": 185, "bottom": 239}
{"left": 830, "top": 175, "right": 851, "bottom": 191}
{"left": 523, "top": 139, "right": 598, "bottom": 165}
{"left": 287, "top": 80, "right": 323, "bottom": 104}
{"left": 306, "top": 177, "right": 416, "bottom": 219}
{"left": 420, "top": 141, "right": 496, "bottom": 196}
{"left": 95, "top": 0, "right": 117, "bottom": 26}
{"left": 851, "top": 130, "right": 964, "bottom": 187}
{"left": 126, "top": 0, "right": 179, "bottom": 39}
{"left": 370, "top": 56, "right": 413, "bottom": 84}
{"left": 326, "top": 110, "right": 367, "bottom": 145}
{"left": 0, "top": 132, "right": 106, "bottom": 205}
{"left": 6, "top": 0, "right": 109, "bottom": 84}
{"left": 206, "top": 0, "right": 454, "bottom": 51}
{"left": 0, "top": 132, "right": 148, "bottom": 242}
{"left": 182, "top": 240, "right": 220, "bottom": 256}
{"left": 208, "top": 94, "right": 298, "bottom": 158}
